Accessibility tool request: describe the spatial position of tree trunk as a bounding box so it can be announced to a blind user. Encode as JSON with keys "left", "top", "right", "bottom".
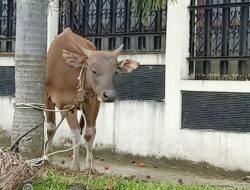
{"left": 12, "top": 0, "right": 48, "bottom": 158}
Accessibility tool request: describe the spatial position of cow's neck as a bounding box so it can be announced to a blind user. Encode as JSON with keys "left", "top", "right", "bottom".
{"left": 76, "top": 67, "right": 94, "bottom": 103}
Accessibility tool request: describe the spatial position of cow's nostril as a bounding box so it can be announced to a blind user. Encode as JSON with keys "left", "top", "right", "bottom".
{"left": 102, "top": 90, "right": 116, "bottom": 102}
{"left": 103, "top": 91, "right": 108, "bottom": 99}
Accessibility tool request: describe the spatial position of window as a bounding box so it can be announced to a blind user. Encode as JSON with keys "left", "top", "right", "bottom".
{"left": 189, "top": 0, "right": 250, "bottom": 80}
{"left": 0, "top": 0, "right": 16, "bottom": 52}
{"left": 58, "top": 0, "right": 167, "bottom": 53}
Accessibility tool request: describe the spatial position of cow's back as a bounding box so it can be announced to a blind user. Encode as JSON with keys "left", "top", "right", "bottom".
{"left": 45, "top": 28, "right": 96, "bottom": 105}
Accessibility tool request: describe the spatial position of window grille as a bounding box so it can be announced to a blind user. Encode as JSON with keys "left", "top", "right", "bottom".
{"left": 58, "top": 0, "right": 167, "bottom": 53}
{"left": 0, "top": 0, "right": 16, "bottom": 52}
{"left": 189, "top": 0, "right": 250, "bottom": 80}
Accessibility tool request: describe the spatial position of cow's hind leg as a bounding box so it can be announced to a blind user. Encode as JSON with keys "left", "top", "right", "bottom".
{"left": 45, "top": 96, "right": 56, "bottom": 162}
{"left": 66, "top": 110, "right": 81, "bottom": 171}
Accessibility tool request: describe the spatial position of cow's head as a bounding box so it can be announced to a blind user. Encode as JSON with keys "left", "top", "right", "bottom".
{"left": 62, "top": 43, "right": 139, "bottom": 102}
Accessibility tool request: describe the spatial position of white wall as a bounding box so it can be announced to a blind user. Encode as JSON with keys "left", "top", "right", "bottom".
{"left": 96, "top": 101, "right": 165, "bottom": 156}
{"left": 52, "top": 101, "right": 165, "bottom": 153}
{"left": 0, "top": 56, "right": 15, "bottom": 66}
{"left": 0, "top": 98, "right": 165, "bottom": 152}
{"left": 0, "top": 97, "right": 15, "bottom": 131}
{"left": 47, "top": 0, "right": 59, "bottom": 49}
{"left": 118, "top": 54, "right": 165, "bottom": 65}
{"left": 164, "top": 0, "right": 250, "bottom": 172}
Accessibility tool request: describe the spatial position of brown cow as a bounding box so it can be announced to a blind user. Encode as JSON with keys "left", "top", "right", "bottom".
{"left": 44, "top": 28, "right": 139, "bottom": 171}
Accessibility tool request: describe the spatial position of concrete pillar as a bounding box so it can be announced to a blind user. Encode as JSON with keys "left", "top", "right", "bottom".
{"left": 164, "top": 0, "right": 190, "bottom": 156}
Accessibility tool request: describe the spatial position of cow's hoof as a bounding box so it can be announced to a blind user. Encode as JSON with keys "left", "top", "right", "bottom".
{"left": 71, "top": 162, "right": 80, "bottom": 171}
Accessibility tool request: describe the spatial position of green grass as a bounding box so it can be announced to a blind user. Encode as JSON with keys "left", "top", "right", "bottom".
{"left": 29, "top": 168, "right": 244, "bottom": 190}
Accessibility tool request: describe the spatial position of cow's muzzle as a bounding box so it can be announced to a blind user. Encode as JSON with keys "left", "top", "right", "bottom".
{"left": 102, "top": 89, "right": 116, "bottom": 102}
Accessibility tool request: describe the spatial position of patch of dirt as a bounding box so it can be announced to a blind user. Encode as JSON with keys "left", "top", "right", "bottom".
{"left": 93, "top": 148, "right": 250, "bottom": 182}
{"left": 51, "top": 148, "right": 250, "bottom": 189}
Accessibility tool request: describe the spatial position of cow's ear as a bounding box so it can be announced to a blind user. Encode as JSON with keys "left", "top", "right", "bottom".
{"left": 62, "top": 49, "right": 87, "bottom": 68}
{"left": 118, "top": 59, "right": 139, "bottom": 73}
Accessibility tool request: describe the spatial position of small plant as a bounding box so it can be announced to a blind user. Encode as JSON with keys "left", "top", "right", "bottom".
{"left": 130, "top": 0, "right": 176, "bottom": 25}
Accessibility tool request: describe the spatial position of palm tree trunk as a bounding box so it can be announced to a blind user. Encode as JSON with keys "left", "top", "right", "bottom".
{"left": 12, "top": 0, "right": 48, "bottom": 158}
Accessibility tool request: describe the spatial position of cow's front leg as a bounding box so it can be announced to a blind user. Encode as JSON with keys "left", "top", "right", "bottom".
{"left": 66, "top": 111, "right": 81, "bottom": 171}
{"left": 44, "top": 96, "right": 56, "bottom": 163}
{"left": 84, "top": 126, "right": 96, "bottom": 169}
{"left": 45, "top": 122, "right": 56, "bottom": 162}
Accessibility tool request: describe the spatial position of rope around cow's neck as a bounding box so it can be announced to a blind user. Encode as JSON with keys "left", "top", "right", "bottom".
{"left": 77, "top": 65, "right": 94, "bottom": 103}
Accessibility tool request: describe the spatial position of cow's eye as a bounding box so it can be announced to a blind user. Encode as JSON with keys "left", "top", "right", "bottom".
{"left": 92, "top": 68, "right": 97, "bottom": 74}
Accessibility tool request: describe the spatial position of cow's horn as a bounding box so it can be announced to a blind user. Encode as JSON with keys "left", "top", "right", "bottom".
{"left": 113, "top": 44, "right": 124, "bottom": 55}
{"left": 74, "top": 41, "right": 92, "bottom": 57}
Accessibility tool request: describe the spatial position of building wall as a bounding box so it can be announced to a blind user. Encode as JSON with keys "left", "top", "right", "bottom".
{"left": 0, "top": 55, "right": 15, "bottom": 66}
{"left": 2, "top": 0, "right": 250, "bottom": 173}
{"left": 0, "top": 96, "right": 14, "bottom": 132}
{"left": 164, "top": 0, "right": 250, "bottom": 172}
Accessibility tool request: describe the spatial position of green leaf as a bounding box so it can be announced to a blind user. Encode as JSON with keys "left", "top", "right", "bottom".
{"left": 130, "top": 0, "right": 177, "bottom": 26}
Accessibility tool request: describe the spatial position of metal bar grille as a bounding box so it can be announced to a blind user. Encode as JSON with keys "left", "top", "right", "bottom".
{"left": 182, "top": 91, "right": 250, "bottom": 132}
{"left": 0, "top": 0, "right": 16, "bottom": 52}
{"left": 0, "top": 66, "right": 15, "bottom": 96}
{"left": 189, "top": 1, "right": 250, "bottom": 10}
{"left": 189, "top": 0, "right": 250, "bottom": 80}
{"left": 58, "top": 0, "right": 167, "bottom": 53}
{"left": 0, "top": 65, "right": 165, "bottom": 101}
{"left": 114, "top": 65, "right": 165, "bottom": 101}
